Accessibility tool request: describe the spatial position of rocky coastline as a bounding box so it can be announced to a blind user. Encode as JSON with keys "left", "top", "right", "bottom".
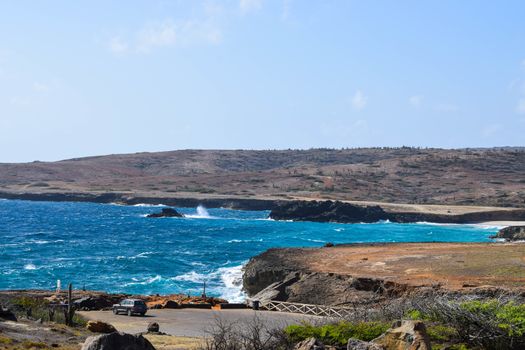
{"left": 269, "top": 200, "right": 525, "bottom": 224}
{"left": 242, "top": 243, "right": 525, "bottom": 307}
{"left": 3, "top": 191, "right": 525, "bottom": 224}
{"left": 490, "top": 225, "right": 525, "bottom": 241}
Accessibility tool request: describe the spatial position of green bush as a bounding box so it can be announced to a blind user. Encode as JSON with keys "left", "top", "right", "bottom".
{"left": 461, "top": 300, "right": 525, "bottom": 337}
{"left": 426, "top": 324, "right": 457, "bottom": 342}
{"left": 284, "top": 321, "right": 389, "bottom": 345}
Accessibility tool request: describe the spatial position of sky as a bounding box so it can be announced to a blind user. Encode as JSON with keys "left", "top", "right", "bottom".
{"left": 1, "top": 1, "right": 525, "bottom": 162}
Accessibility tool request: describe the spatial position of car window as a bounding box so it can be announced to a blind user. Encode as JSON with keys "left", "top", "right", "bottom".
{"left": 134, "top": 301, "right": 145, "bottom": 306}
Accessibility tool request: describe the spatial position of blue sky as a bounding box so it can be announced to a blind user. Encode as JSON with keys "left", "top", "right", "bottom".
{"left": 1, "top": 1, "right": 525, "bottom": 162}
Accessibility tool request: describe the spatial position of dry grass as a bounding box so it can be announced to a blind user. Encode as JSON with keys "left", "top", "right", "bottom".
{"left": 144, "top": 335, "right": 204, "bottom": 350}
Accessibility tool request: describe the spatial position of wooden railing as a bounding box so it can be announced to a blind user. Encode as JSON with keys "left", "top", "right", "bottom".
{"left": 260, "top": 300, "right": 354, "bottom": 318}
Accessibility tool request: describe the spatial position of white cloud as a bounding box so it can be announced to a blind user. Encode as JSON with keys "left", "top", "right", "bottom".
{"left": 408, "top": 95, "right": 423, "bottom": 107}
{"left": 351, "top": 90, "right": 367, "bottom": 110}
{"left": 137, "top": 22, "right": 177, "bottom": 53}
{"left": 240, "top": 0, "right": 263, "bottom": 14}
{"left": 109, "top": 18, "right": 223, "bottom": 55}
{"left": 517, "top": 98, "right": 525, "bottom": 114}
{"left": 108, "top": 36, "right": 128, "bottom": 54}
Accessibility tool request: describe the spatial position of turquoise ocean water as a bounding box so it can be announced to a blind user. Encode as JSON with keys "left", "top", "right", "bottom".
{"left": 0, "top": 199, "right": 500, "bottom": 301}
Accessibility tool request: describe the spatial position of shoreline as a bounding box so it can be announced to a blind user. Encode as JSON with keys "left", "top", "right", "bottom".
{"left": 2, "top": 190, "right": 525, "bottom": 224}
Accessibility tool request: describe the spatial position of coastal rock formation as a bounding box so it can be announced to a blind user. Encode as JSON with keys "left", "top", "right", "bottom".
{"left": 373, "top": 320, "right": 431, "bottom": 350}
{"left": 146, "top": 208, "right": 184, "bottom": 218}
{"left": 243, "top": 248, "right": 412, "bottom": 306}
{"left": 490, "top": 226, "right": 525, "bottom": 241}
{"left": 81, "top": 332, "right": 156, "bottom": 350}
{"left": 269, "top": 200, "right": 388, "bottom": 223}
{"left": 243, "top": 244, "right": 525, "bottom": 306}
{"left": 86, "top": 320, "right": 117, "bottom": 334}
{"left": 269, "top": 200, "right": 525, "bottom": 224}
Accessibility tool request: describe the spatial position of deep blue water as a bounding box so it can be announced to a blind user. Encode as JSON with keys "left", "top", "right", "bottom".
{"left": 0, "top": 199, "right": 499, "bottom": 301}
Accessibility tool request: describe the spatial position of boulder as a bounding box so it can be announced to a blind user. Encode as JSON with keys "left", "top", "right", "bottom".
{"left": 86, "top": 320, "right": 117, "bottom": 334}
{"left": 347, "top": 339, "right": 384, "bottom": 350}
{"left": 490, "top": 226, "right": 525, "bottom": 241}
{"left": 81, "top": 332, "right": 156, "bottom": 350}
{"left": 0, "top": 307, "right": 17, "bottom": 322}
{"left": 294, "top": 337, "right": 325, "bottom": 350}
{"left": 74, "top": 295, "right": 124, "bottom": 311}
{"left": 373, "top": 320, "right": 431, "bottom": 350}
{"left": 147, "top": 322, "right": 160, "bottom": 333}
{"left": 146, "top": 208, "right": 184, "bottom": 218}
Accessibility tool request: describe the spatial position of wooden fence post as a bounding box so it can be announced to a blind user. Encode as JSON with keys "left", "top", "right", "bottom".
{"left": 67, "top": 283, "right": 73, "bottom": 325}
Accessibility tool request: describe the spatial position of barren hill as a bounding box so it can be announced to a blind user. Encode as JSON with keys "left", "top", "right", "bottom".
{"left": 1, "top": 147, "right": 525, "bottom": 207}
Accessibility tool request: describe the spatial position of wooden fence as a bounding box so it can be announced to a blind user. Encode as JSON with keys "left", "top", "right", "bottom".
{"left": 260, "top": 300, "right": 354, "bottom": 318}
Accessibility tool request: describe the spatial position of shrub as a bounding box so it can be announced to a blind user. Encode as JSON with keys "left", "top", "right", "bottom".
{"left": 426, "top": 324, "right": 457, "bottom": 342}
{"left": 284, "top": 321, "right": 389, "bottom": 345}
{"left": 461, "top": 300, "right": 525, "bottom": 337}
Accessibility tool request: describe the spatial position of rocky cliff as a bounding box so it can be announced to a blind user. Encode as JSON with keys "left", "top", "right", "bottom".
{"left": 242, "top": 243, "right": 525, "bottom": 306}
{"left": 490, "top": 226, "right": 525, "bottom": 241}
{"left": 269, "top": 200, "right": 525, "bottom": 224}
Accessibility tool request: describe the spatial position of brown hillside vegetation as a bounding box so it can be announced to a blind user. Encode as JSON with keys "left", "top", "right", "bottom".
{"left": 1, "top": 147, "right": 525, "bottom": 207}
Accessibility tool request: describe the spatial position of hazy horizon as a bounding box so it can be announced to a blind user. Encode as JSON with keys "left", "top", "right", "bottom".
{"left": 1, "top": 1, "right": 525, "bottom": 162}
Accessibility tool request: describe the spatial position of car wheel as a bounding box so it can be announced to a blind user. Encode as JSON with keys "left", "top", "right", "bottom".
{"left": 140, "top": 312, "right": 145, "bottom": 317}
{"left": 127, "top": 309, "right": 132, "bottom": 316}
{"left": 113, "top": 308, "right": 118, "bottom": 315}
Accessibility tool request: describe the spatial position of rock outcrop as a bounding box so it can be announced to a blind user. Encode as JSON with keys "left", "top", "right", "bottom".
{"left": 86, "top": 320, "right": 117, "bottom": 334}
{"left": 81, "top": 332, "right": 156, "bottom": 350}
{"left": 74, "top": 294, "right": 126, "bottom": 311}
{"left": 0, "top": 306, "right": 17, "bottom": 321}
{"left": 269, "top": 201, "right": 388, "bottom": 223}
{"left": 490, "top": 226, "right": 525, "bottom": 241}
{"left": 146, "top": 208, "right": 184, "bottom": 218}
{"left": 269, "top": 200, "right": 525, "bottom": 224}
{"left": 347, "top": 339, "right": 384, "bottom": 350}
{"left": 243, "top": 247, "right": 412, "bottom": 306}
{"left": 373, "top": 320, "right": 431, "bottom": 350}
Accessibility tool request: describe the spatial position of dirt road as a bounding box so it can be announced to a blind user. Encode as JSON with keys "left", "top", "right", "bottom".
{"left": 79, "top": 309, "right": 319, "bottom": 337}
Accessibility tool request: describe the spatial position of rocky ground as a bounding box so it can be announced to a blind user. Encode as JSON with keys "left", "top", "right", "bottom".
{"left": 243, "top": 242, "right": 525, "bottom": 306}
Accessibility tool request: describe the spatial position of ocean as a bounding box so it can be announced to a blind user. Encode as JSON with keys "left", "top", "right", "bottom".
{"left": 0, "top": 199, "right": 500, "bottom": 302}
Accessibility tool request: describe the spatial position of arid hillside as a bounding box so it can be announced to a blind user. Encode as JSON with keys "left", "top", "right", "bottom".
{"left": 1, "top": 148, "right": 525, "bottom": 207}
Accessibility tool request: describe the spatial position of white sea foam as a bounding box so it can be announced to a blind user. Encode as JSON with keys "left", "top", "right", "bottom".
{"left": 217, "top": 265, "right": 245, "bottom": 303}
{"left": 24, "top": 263, "right": 37, "bottom": 270}
{"left": 172, "top": 271, "right": 208, "bottom": 283}
{"left": 133, "top": 203, "right": 167, "bottom": 207}
{"left": 227, "top": 238, "right": 263, "bottom": 243}
{"left": 171, "top": 264, "right": 246, "bottom": 302}
{"left": 123, "top": 275, "right": 162, "bottom": 286}
{"left": 303, "top": 238, "right": 325, "bottom": 243}
{"left": 186, "top": 205, "right": 216, "bottom": 219}
{"left": 415, "top": 221, "right": 503, "bottom": 230}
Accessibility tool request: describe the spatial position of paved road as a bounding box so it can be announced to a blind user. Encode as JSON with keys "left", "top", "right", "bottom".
{"left": 79, "top": 309, "right": 321, "bottom": 337}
